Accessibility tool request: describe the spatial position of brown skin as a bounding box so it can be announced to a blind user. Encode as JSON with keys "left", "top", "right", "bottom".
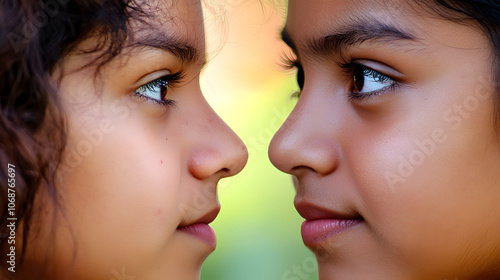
{"left": 269, "top": 0, "right": 500, "bottom": 279}
{"left": 22, "top": 1, "right": 248, "bottom": 279}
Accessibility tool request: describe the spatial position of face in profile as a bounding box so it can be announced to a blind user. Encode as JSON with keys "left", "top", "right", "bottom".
{"left": 25, "top": 0, "right": 248, "bottom": 279}
{"left": 269, "top": 0, "right": 500, "bottom": 279}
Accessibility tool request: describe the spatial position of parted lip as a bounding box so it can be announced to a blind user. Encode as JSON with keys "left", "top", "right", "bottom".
{"left": 294, "top": 201, "right": 363, "bottom": 221}
{"left": 177, "top": 207, "right": 220, "bottom": 228}
{"left": 296, "top": 201, "right": 364, "bottom": 247}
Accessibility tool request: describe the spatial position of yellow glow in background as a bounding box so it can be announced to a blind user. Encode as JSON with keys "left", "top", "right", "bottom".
{"left": 200, "top": 1, "right": 318, "bottom": 279}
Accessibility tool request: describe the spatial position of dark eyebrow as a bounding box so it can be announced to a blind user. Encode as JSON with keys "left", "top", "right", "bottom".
{"left": 282, "top": 19, "right": 418, "bottom": 56}
{"left": 127, "top": 32, "right": 199, "bottom": 64}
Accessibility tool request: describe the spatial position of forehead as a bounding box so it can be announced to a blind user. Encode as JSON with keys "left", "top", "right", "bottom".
{"left": 285, "top": 0, "right": 486, "bottom": 53}
{"left": 286, "top": 0, "right": 405, "bottom": 31}
{"left": 130, "top": 0, "right": 204, "bottom": 44}
{"left": 56, "top": 0, "right": 205, "bottom": 80}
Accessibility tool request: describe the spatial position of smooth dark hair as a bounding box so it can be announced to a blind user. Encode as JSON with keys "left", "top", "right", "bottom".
{"left": 426, "top": 0, "right": 500, "bottom": 125}
{"left": 0, "top": 0, "right": 145, "bottom": 278}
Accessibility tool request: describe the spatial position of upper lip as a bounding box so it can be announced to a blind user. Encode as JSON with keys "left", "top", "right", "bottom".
{"left": 178, "top": 207, "right": 220, "bottom": 228}
{"left": 294, "top": 201, "right": 362, "bottom": 221}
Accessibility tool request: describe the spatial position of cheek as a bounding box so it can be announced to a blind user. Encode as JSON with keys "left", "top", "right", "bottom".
{"left": 346, "top": 78, "right": 500, "bottom": 272}
{"left": 54, "top": 112, "right": 183, "bottom": 273}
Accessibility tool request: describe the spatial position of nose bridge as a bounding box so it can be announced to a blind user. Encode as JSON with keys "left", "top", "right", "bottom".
{"left": 187, "top": 93, "right": 248, "bottom": 180}
{"left": 269, "top": 88, "right": 343, "bottom": 175}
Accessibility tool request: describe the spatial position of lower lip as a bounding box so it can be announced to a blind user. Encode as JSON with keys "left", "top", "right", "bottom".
{"left": 177, "top": 223, "right": 216, "bottom": 249}
{"left": 301, "top": 219, "right": 362, "bottom": 247}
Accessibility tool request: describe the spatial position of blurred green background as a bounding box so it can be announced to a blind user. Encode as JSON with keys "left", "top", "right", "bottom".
{"left": 200, "top": 1, "right": 318, "bottom": 280}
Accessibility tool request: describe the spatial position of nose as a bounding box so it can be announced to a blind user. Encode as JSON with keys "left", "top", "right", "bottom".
{"left": 268, "top": 91, "right": 341, "bottom": 177}
{"left": 187, "top": 94, "right": 248, "bottom": 181}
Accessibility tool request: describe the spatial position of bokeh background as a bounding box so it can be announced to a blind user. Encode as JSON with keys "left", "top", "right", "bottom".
{"left": 200, "top": 1, "right": 318, "bottom": 279}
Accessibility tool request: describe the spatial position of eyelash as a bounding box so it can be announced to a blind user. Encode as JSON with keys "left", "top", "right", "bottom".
{"left": 338, "top": 60, "right": 398, "bottom": 101}
{"left": 134, "top": 72, "right": 185, "bottom": 107}
{"left": 280, "top": 52, "right": 304, "bottom": 98}
{"left": 279, "top": 52, "right": 399, "bottom": 101}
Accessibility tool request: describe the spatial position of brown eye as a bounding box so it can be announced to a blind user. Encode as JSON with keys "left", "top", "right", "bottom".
{"left": 159, "top": 80, "right": 169, "bottom": 100}
{"left": 351, "top": 64, "right": 393, "bottom": 94}
{"left": 353, "top": 65, "right": 365, "bottom": 93}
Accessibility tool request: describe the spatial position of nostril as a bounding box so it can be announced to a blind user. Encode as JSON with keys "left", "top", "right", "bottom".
{"left": 291, "top": 165, "right": 318, "bottom": 174}
{"left": 211, "top": 167, "right": 232, "bottom": 180}
{"left": 219, "top": 167, "right": 230, "bottom": 174}
{"left": 288, "top": 165, "right": 322, "bottom": 180}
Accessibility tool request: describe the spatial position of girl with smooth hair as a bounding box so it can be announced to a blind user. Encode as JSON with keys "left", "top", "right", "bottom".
{"left": 270, "top": 0, "right": 500, "bottom": 279}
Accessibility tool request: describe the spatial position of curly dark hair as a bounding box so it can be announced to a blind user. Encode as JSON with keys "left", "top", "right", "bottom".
{"left": 0, "top": 0, "right": 146, "bottom": 278}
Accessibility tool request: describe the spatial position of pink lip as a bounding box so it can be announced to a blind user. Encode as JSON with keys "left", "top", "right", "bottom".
{"left": 301, "top": 219, "right": 362, "bottom": 247}
{"left": 177, "top": 223, "right": 216, "bottom": 249}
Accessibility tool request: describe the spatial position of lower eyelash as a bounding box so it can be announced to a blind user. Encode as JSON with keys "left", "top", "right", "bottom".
{"left": 132, "top": 89, "right": 177, "bottom": 107}
{"left": 338, "top": 60, "right": 399, "bottom": 101}
{"left": 133, "top": 92, "right": 177, "bottom": 107}
{"left": 134, "top": 72, "right": 185, "bottom": 108}
{"left": 347, "top": 83, "right": 399, "bottom": 102}
{"left": 290, "top": 90, "right": 302, "bottom": 100}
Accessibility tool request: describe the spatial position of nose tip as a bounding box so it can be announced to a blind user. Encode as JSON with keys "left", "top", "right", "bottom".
{"left": 268, "top": 124, "right": 297, "bottom": 173}
{"left": 188, "top": 116, "right": 248, "bottom": 181}
{"left": 222, "top": 133, "right": 248, "bottom": 177}
{"left": 268, "top": 107, "right": 341, "bottom": 177}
